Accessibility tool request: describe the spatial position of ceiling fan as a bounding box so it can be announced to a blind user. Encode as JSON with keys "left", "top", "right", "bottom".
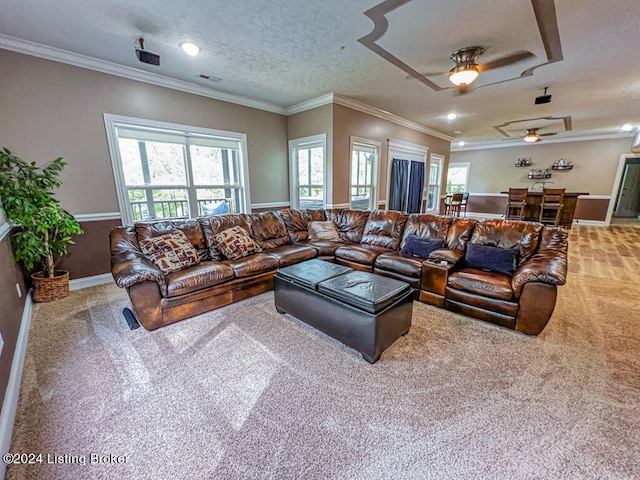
{"left": 447, "top": 46, "right": 535, "bottom": 93}
{"left": 523, "top": 128, "right": 557, "bottom": 143}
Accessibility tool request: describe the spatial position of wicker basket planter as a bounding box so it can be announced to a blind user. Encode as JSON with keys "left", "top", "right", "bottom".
{"left": 31, "top": 270, "right": 70, "bottom": 303}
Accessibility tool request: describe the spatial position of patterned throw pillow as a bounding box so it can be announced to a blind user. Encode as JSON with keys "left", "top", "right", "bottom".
{"left": 213, "top": 226, "right": 262, "bottom": 260}
{"left": 140, "top": 230, "right": 200, "bottom": 275}
{"left": 308, "top": 221, "right": 341, "bottom": 242}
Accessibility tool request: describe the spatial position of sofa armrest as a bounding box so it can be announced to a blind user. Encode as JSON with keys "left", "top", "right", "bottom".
{"left": 111, "top": 252, "right": 166, "bottom": 292}
{"left": 428, "top": 247, "right": 464, "bottom": 265}
{"left": 512, "top": 252, "right": 567, "bottom": 298}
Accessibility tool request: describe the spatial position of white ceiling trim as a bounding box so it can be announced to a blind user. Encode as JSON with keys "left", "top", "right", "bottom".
{"left": 286, "top": 93, "right": 452, "bottom": 142}
{"left": 285, "top": 94, "right": 335, "bottom": 115}
{"left": 0, "top": 34, "right": 287, "bottom": 115}
{"left": 332, "top": 94, "right": 453, "bottom": 142}
{"left": 451, "top": 132, "right": 635, "bottom": 152}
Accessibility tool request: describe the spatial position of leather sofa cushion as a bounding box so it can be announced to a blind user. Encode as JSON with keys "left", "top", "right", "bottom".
{"left": 445, "top": 286, "right": 519, "bottom": 318}
{"left": 165, "top": 262, "right": 235, "bottom": 297}
{"left": 308, "top": 221, "right": 341, "bottom": 241}
{"left": 247, "top": 211, "right": 291, "bottom": 249}
{"left": 429, "top": 248, "right": 464, "bottom": 264}
{"left": 326, "top": 209, "right": 369, "bottom": 242}
{"left": 302, "top": 240, "right": 351, "bottom": 256}
{"left": 305, "top": 209, "right": 327, "bottom": 222}
{"left": 445, "top": 218, "right": 477, "bottom": 251}
{"left": 266, "top": 245, "right": 317, "bottom": 267}
{"left": 471, "top": 219, "right": 542, "bottom": 263}
{"left": 334, "top": 244, "right": 393, "bottom": 266}
{"left": 448, "top": 268, "right": 514, "bottom": 301}
{"left": 199, "top": 214, "right": 252, "bottom": 261}
{"left": 135, "top": 218, "right": 209, "bottom": 261}
{"left": 374, "top": 252, "right": 423, "bottom": 278}
{"left": 278, "top": 209, "right": 311, "bottom": 242}
{"left": 361, "top": 210, "right": 407, "bottom": 249}
{"left": 401, "top": 214, "right": 451, "bottom": 249}
{"left": 222, "top": 252, "right": 280, "bottom": 278}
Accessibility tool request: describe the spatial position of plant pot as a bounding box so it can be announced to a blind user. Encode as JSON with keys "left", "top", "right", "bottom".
{"left": 31, "top": 270, "right": 70, "bottom": 302}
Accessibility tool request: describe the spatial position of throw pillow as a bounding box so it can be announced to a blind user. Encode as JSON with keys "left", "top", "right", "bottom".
{"left": 400, "top": 235, "right": 444, "bottom": 258}
{"left": 202, "top": 201, "right": 229, "bottom": 215}
{"left": 308, "top": 221, "right": 341, "bottom": 242}
{"left": 464, "top": 243, "right": 520, "bottom": 276}
{"left": 213, "top": 226, "right": 262, "bottom": 260}
{"left": 140, "top": 230, "right": 200, "bottom": 275}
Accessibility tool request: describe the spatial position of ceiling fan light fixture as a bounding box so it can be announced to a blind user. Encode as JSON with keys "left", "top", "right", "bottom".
{"left": 448, "top": 65, "right": 479, "bottom": 86}
{"left": 524, "top": 129, "right": 541, "bottom": 143}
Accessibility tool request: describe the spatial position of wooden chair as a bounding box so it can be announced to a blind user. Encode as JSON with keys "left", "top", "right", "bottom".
{"left": 505, "top": 188, "right": 528, "bottom": 221}
{"left": 460, "top": 192, "right": 469, "bottom": 217}
{"left": 445, "top": 193, "right": 464, "bottom": 217}
{"left": 538, "top": 188, "right": 565, "bottom": 226}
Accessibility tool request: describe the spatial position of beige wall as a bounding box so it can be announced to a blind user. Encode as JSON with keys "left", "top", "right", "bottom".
{"left": 450, "top": 137, "right": 633, "bottom": 196}
{"left": 0, "top": 49, "right": 289, "bottom": 214}
{"left": 287, "top": 104, "right": 333, "bottom": 204}
{"left": 332, "top": 104, "right": 451, "bottom": 206}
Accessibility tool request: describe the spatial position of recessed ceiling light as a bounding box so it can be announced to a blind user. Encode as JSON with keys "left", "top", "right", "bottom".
{"left": 447, "top": 113, "right": 458, "bottom": 120}
{"left": 458, "top": 141, "right": 465, "bottom": 146}
{"left": 180, "top": 42, "right": 200, "bottom": 56}
{"left": 454, "top": 130, "right": 463, "bottom": 135}
{"left": 622, "top": 123, "right": 633, "bottom": 131}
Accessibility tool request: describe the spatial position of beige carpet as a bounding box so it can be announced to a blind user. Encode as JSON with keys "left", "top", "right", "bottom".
{"left": 6, "top": 268, "right": 640, "bottom": 479}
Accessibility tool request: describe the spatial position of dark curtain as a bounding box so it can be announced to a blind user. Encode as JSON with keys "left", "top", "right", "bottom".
{"left": 407, "top": 160, "right": 425, "bottom": 213}
{"left": 388, "top": 158, "right": 409, "bottom": 211}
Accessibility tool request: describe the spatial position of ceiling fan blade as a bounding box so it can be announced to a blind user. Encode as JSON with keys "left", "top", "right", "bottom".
{"left": 478, "top": 51, "right": 535, "bottom": 72}
{"left": 539, "top": 132, "right": 557, "bottom": 136}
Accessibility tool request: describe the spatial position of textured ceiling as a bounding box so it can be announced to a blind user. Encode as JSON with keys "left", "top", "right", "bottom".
{"left": 1, "top": 0, "right": 639, "bottom": 149}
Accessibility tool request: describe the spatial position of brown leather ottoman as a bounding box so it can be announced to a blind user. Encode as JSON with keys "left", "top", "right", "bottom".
{"left": 274, "top": 259, "right": 413, "bottom": 363}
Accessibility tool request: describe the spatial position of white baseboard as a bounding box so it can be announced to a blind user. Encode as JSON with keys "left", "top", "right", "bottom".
{"left": 0, "top": 296, "right": 32, "bottom": 479}
{"left": 69, "top": 273, "right": 114, "bottom": 291}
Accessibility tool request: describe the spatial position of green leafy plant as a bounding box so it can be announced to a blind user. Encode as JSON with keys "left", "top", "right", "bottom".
{"left": 0, "top": 147, "right": 83, "bottom": 277}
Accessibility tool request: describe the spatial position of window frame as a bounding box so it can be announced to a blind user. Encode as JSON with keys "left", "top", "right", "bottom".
{"left": 385, "top": 139, "right": 428, "bottom": 212}
{"left": 349, "top": 136, "right": 381, "bottom": 211}
{"left": 426, "top": 154, "right": 444, "bottom": 212}
{"left": 446, "top": 161, "right": 471, "bottom": 194}
{"left": 104, "top": 114, "right": 251, "bottom": 225}
{"left": 288, "top": 134, "right": 327, "bottom": 209}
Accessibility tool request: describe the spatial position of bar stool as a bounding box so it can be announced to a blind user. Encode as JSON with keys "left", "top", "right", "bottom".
{"left": 538, "top": 188, "right": 565, "bottom": 226}
{"left": 445, "top": 192, "right": 464, "bottom": 217}
{"left": 460, "top": 192, "right": 469, "bottom": 217}
{"left": 505, "top": 188, "right": 528, "bottom": 220}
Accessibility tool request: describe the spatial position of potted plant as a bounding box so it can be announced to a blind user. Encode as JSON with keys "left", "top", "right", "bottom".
{"left": 0, "top": 147, "right": 83, "bottom": 302}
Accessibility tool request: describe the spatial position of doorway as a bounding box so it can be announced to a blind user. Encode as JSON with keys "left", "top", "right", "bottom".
{"left": 612, "top": 157, "right": 640, "bottom": 225}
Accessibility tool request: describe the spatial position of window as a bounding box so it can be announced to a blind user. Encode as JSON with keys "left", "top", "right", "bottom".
{"left": 427, "top": 154, "right": 443, "bottom": 212}
{"left": 350, "top": 137, "right": 380, "bottom": 210}
{"left": 289, "top": 134, "right": 326, "bottom": 209}
{"left": 446, "top": 162, "right": 470, "bottom": 194}
{"left": 104, "top": 114, "right": 250, "bottom": 225}
{"left": 386, "top": 139, "right": 428, "bottom": 213}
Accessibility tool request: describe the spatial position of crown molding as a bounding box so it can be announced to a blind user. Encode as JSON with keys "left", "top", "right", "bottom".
{"left": 285, "top": 93, "right": 452, "bottom": 142}
{"left": 332, "top": 94, "right": 453, "bottom": 142}
{"left": 0, "top": 34, "right": 286, "bottom": 115}
{"left": 451, "top": 132, "right": 635, "bottom": 152}
{"left": 286, "top": 94, "right": 334, "bottom": 115}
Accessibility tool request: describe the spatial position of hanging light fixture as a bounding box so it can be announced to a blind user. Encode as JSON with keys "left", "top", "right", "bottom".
{"left": 524, "top": 129, "right": 541, "bottom": 143}
{"left": 448, "top": 47, "right": 484, "bottom": 86}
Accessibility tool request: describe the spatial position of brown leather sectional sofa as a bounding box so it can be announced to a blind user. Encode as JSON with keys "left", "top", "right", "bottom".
{"left": 110, "top": 208, "right": 567, "bottom": 335}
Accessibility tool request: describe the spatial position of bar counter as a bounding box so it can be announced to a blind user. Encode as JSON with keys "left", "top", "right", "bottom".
{"left": 500, "top": 191, "right": 588, "bottom": 228}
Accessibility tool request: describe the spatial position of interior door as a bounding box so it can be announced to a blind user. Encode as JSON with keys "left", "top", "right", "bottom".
{"left": 615, "top": 163, "right": 640, "bottom": 217}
